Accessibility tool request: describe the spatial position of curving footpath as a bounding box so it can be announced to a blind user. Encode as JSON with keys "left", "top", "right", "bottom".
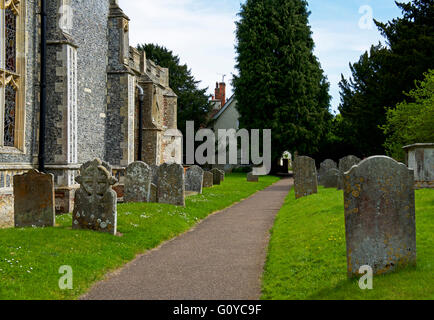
{"left": 81, "top": 177, "right": 292, "bottom": 300}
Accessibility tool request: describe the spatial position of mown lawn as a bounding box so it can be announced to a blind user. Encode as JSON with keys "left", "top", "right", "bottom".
{"left": 261, "top": 186, "right": 434, "bottom": 300}
{"left": 0, "top": 173, "right": 279, "bottom": 300}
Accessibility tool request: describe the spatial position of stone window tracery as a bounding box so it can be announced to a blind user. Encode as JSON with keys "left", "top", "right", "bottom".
{"left": 0, "top": 0, "right": 24, "bottom": 151}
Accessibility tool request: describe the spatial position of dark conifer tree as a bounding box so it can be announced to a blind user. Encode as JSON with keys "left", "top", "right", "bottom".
{"left": 233, "top": 0, "right": 331, "bottom": 164}
{"left": 338, "top": 0, "right": 434, "bottom": 156}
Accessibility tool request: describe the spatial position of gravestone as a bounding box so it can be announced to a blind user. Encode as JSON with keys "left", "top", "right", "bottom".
{"left": 124, "top": 162, "right": 152, "bottom": 203}
{"left": 150, "top": 183, "right": 158, "bottom": 202}
{"left": 73, "top": 159, "right": 118, "bottom": 235}
{"left": 185, "top": 165, "right": 204, "bottom": 194}
{"left": 318, "top": 159, "right": 337, "bottom": 185}
{"left": 158, "top": 163, "right": 185, "bottom": 206}
{"left": 219, "top": 169, "right": 225, "bottom": 182}
{"left": 344, "top": 156, "right": 416, "bottom": 278}
{"left": 247, "top": 172, "right": 259, "bottom": 182}
{"left": 293, "top": 156, "right": 318, "bottom": 199}
{"left": 322, "top": 169, "right": 340, "bottom": 188}
{"left": 151, "top": 165, "right": 159, "bottom": 186}
{"left": 13, "top": 170, "right": 55, "bottom": 228}
{"left": 210, "top": 168, "right": 223, "bottom": 185}
{"left": 203, "top": 171, "right": 214, "bottom": 188}
{"left": 338, "top": 155, "right": 361, "bottom": 190}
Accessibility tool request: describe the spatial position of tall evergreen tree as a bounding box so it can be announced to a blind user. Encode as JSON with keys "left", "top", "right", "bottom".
{"left": 233, "top": 0, "right": 331, "bottom": 165}
{"left": 137, "top": 44, "right": 212, "bottom": 138}
{"left": 338, "top": 0, "right": 434, "bottom": 157}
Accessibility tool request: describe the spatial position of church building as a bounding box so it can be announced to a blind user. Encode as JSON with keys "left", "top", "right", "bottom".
{"left": 0, "top": 0, "right": 181, "bottom": 227}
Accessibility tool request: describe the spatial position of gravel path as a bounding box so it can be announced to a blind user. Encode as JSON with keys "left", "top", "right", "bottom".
{"left": 81, "top": 178, "right": 292, "bottom": 300}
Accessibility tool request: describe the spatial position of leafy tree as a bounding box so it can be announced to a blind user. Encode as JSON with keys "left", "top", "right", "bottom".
{"left": 338, "top": 0, "right": 434, "bottom": 156}
{"left": 233, "top": 0, "right": 331, "bottom": 167}
{"left": 382, "top": 69, "right": 434, "bottom": 160}
{"left": 137, "top": 44, "right": 212, "bottom": 138}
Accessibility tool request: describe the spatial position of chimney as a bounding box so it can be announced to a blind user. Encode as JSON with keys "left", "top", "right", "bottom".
{"left": 214, "top": 82, "right": 226, "bottom": 106}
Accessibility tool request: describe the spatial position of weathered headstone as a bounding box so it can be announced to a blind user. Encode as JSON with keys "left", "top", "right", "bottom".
{"left": 247, "top": 172, "right": 259, "bottom": 182}
{"left": 185, "top": 165, "right": 204, "bottom": 194}
{"left": 318, "top": 159, "right": 337, "bottom": 185}
{"left": 124, "top": 161, "right": 152, "bottom": 203}
{"left": 13, "top": 170, "right": 55, "bottom": 228}
{"left": 151, "top": 165, "right": 159, "bottom": 186}
{"left": 73, "top": 159, "right": 118, "bottom": 235}
{"left": 203, "top": 171, "right": 214, "bottom": 188}
{"left": 210, "top": 168, "right": 223, "bottom": 185}
{"left": 322, "top": 168, "right": 340, "bottom": 188}
{"left": 337, "top": 155, "right": 361, "bottom": 190}
{"left": 150, "top": 183, "right": 158, "bottom": 202}
{"left": 219, "top": 169, "right": 225, "bottom": 182}
{"left": 344, "top": 156, "right": 416, "bottom": 278}
{"left": 158, "top": 163, "right": 185, "bottom": 206}
{"left": 293, "top": 156, "right": 318, "bottom": 199}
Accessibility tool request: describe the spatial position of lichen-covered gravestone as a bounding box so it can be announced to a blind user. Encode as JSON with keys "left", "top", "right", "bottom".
{"left": 203, "top": 171, "right": 214, "bottom": 188}
{"left": 322, "top": 168, "right": 340, "bottom": 188}
{"left": 247, "top": 172, "right": 259, "bottom": 182}
{"left": 185, "top": 165, "right": 204, "bottom": 194}
{"left": 158, "top": 163, "right": 185, "bottom": 206}
{"left": 318, "top": 159, "right": 337, "bottom": 185}
{"left": 124, "top": 161, "right": 152, "bottom": 203}
{"left": 73, "top": 159, "right": 118, "bottom": 235}
{"left": 210, "top": 168, "right": 223, "bottom": 185}
{"left": 337, "top": 155, "right": 361, "bottom": 190}
{"left": 344, "top": 156, "right": 416, "bottom": 278}
{"left": 13, "top": 170, "right": 55, "bottom": 228}
{"left": 293, "top": 156, "right": 318, "bottom": 199}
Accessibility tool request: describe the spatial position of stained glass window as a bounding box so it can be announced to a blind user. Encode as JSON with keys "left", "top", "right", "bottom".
{"left": 1, "top": 0, "right": 22, "bottom": 149}
{"left": 4, "top": 84, "right": 16, "bottom": 147}
{"left": 5, "top": 7, "right": 17, "bottom": 73}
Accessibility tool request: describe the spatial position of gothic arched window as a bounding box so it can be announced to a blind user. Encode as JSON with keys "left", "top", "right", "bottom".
{"left": 1, "top": 0, "right": 25, "bottom": 151}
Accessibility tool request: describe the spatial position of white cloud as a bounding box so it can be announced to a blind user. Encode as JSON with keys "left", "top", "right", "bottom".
{"left": 119, "top": 0, "right": 238, "bottom": 98}
{"left": 118, "top": 0, "right": 392, "bottom": 113}
{"left": 311, "top": 20, "right": 386, "bottom": 112}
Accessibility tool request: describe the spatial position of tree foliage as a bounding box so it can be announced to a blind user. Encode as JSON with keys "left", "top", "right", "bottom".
{"left": 137, "top": 43, "right": 212, "bottom": 136}
{"left": 337, "top": 0, "right": 434, "bottom": 157}
{"left": 233, "top": 0, "right": 331, "bottom": 164}
{"left": 382, "top": 69, "right": 434, "bottom": 160}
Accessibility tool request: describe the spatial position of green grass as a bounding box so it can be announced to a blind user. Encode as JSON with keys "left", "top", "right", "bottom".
{"left": 0, "top": 173, "right": 279, "bottom": 300}
{"left": 261, "top": 186, "right": 434, "bottom": 300}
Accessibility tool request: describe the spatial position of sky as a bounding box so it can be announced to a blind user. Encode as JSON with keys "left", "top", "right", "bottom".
{"left": 119, "top": 0, "right": 403, "bottom": 113}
